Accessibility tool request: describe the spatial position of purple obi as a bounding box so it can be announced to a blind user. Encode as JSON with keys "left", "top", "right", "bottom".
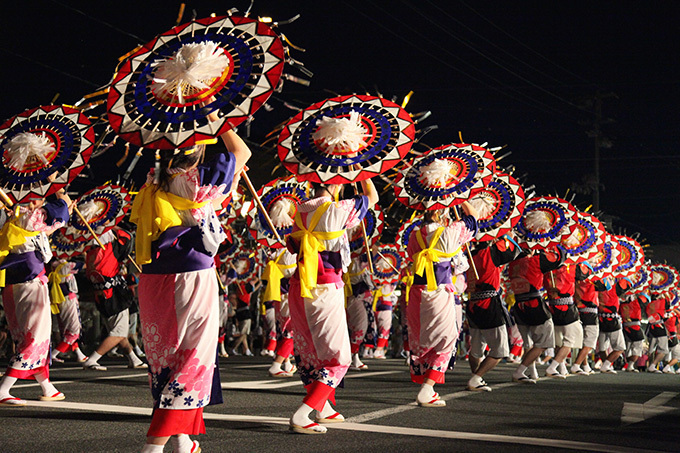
{"left": 413, "top": 261, "right": 453, "bottom": 286}
{"left": 1, "top": 251, "right": 45, "bottom": 284}
{"left": 142, "top": 225, "right": 215, "bottom": 274}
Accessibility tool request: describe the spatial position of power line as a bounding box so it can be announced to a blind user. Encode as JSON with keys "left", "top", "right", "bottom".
{"left": 47, "top": 0, "right": 146, "bottom": 43}
{"left": 457, "top": 0, "right": 598, "bottom": 87}
{"left": 0, "top": 48, "right": 99, "bottom": 88}
{"left": 399, "top": 1, "right": 588, "bottom": 114}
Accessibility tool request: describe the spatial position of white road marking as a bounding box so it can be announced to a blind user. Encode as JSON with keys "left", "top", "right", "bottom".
{"left": 222, "top": 371, "right": 401, "bottom": 390}
{"left": 16, "top": 400, "right": 654, "bottom": 452}
{"left": 12, "top": 373, "right": 148, "bottom": 389}
{"left": 620, "top": 391, "right": 679, "bottom": 425}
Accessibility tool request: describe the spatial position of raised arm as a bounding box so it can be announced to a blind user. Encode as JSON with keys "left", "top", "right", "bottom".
{"left": 359, "top": 177, "right": 379, "bottom": 208}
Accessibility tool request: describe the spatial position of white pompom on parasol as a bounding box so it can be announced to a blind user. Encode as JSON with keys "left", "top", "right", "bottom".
{"left": 79, "top": 199, "right": 102, "bottom": 222}
{"left": 651, "top": 271, "right": 664, "bottom": 286}
{"left": 562, "top": 228, "right": 584, "bottom": 248}
{"left": 419, "top": 158, "right": 455, "bottom": 187}
{"left": 376, "top": 255, "right": 392, "bottom": 273}
{"left": 312, "top": 110, "right": 368, "bottom": 154}
{"left": 152, "top": 41, "right": 229, "bottom": 104}
{"left": 5, "top": 132, "right": 54, "bottom": 170}
{"left": 269, "top": 197, "right": 295, "bottom": 228}
{"left": 234, "top": 258, "right": 248, "bottom": 274}
{"left": 524, "top": 210, "right": 552, "bottom": 233}
{"left": 469, "top": 192, "right": 497, "bottom": 219}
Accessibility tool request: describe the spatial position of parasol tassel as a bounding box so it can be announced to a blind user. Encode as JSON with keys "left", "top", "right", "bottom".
{"left": 268, "top": 197, "right": 295, "bottom": 228}
{"left": 5, "top": 132, "right": 54, "bottom": 169}
{"left": 524, "top": 210, "right": 552, "bottom": 233}
{"left": 312, "top": 110, "right": 368, "bottom": 154}
{"left": 420, "top": 158, "right": 454, "bottom": 187}
{"left": 469, "top": 192, "right": 497, "bottom": 220}
{"left": 151, "top": 41, "right": 229, "bottom": 104}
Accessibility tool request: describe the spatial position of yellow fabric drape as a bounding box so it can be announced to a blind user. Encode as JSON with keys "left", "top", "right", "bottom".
{"left": 130, "top": 184, "right": 209, "bottom": 265}
{"left": 290, "top": 202, "right": 345, "bottom": 299}
{"left": 0, "top": 217, "right": 40, "bottom": 287}
{"left": 342, "top": 272, "right": 352, "bottom": 300}
{"left": 412, "top": 226, "right": 460, "bottom": 292}
{"left": 372, "top": 286, "right": 394, "bottom": 311}
{"left": 262, "top": 252, "right": 296, "bottom": 302}
{"left": 48, "top": 262, "right": 70, "bottom": 314}
{"left": 401, "top": 273, "right": 414, "bottom": 305}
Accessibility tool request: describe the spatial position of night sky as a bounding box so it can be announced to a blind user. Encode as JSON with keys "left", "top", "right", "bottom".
{"left": 1, "top": 1, "right": 678, "bottom": 266}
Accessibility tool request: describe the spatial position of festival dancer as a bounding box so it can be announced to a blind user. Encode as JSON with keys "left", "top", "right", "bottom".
{"left": 572, "top": 265, "right": 598, "bottom": 374}
{"left": 373, "top": 281, "right": 397, "bottom": 359}
{"left": 287, "top": 178, "right": 378, "bottom": 434}
{"left": 645, "top": 291, "right": 669, "bottom": 373}
{"left": 345, "top": 252, "right": 373, "bottom": 370}
{"left": 466, "top": 235, "right": 521, "bottom": 391}
{"left": 542, "top": 263, "right": 586, "bottom": 378}
{"left": 131, "top": 126, "right": 251, "bottom": 452}
{"left": 594, "top": 276, "right": 630, "bottom": 374}
{"left": 406, "top": 203, "right": 477, "bottom": 406}
{"left": 83, "top": 227, "right": 146, "bottom": 371}
{"left": 48, "top": 259, "right": 88, "bottom": 363}
{"left": 0, "top": 189, "right": 71, "bottom": 406}
{"left": 620, "top": 292, "right": 647, "bottom": 372}
{"left": 509, "top": 247, "right": 563, "bottom": 384}
{"left": 662, "top": 298, "right": 679, "bottom": 373}
{"left": 261, "top": 247, "right": 298, "bottom": 378}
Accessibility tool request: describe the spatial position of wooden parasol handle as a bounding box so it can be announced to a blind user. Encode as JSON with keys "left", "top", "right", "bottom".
{"left": 453, "top": 206, "right": 479, "bottom": 280}
{"left": 73, "top": 205, "right": 106, "bottom": 250}
{"left": 241, "top": 171, "right": 284, "bottom": 245}
{"left": 375, "top": 250, "right": 399, "bottom": 274}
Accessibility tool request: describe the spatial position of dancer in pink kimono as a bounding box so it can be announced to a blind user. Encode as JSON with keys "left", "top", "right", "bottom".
{"left": 345, "top": 252, "right": 373, "bottom": 369}
{"left": 373, "top": 282, "right": 397, "bottom": 359}
{"left": 287, "top": 179, "right": 378, "bottom": 434}
{"left": 131, "top": 128, "right": 251, "bottom": 453}
{"left": 0, "top": 190, "right": 71, "bottom": 406}
{"left": 49, "top": 259, "right": 88, "bottom": 363}
{"left": 262, "top": 247, "right": 298, "bottom": 377}
{"left": 406, "top": 203, "right": 477, "bottom": 407}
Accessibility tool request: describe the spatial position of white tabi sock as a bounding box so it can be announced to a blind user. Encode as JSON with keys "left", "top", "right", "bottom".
{"left": 35, "top": 371, "right": 59, "bottom": 397}
{"left": 269, "top": 362, "right": 282, "bottom": 374}
{"left": 134, "top": 345, "right": 145, "bottom": 357}
{"left": 352, "top": 353, "right": 364, "bottom": 367}
{"left": 171, "top": 434, "right": 196, "bottom": 453}
{"left": 602, "top": 360, "right": 612, "bottom": 370}
{"left": 528, "top": 362, "right": 539, "bottom": 379}
{"left": 558, "top": 361, "right": 568, "bottom": 375}
{"left": 51, "top": 349, "right": 60, "bottom": 359}
{"left": 546, "top": 361, "right": 559, "bottom": 375}
{"left": 291, "top": 402, "right": 327, "bottom": 432}
{"left": 127, "top": 351, "right": 143, "bottom": 367}
{"left": 583, "top": 363, "right": 593, "bottom": 373}
{"left": 317, "top": 400, "right": 343, "bottom": 420}
{"left": 283, "top": 360, "right": 295, "bottom": 372}
{"left": 85, "top": 351, "right": 102, "bottom": 366}
{"left": 514, "top": 364, "right": 528, "bottom": 376}
{"left": 74, "top": 347, "right": 87, "bottom": 361}
{"left": 417, "top": 383, "right": 436, "bottom": 403}
{"left": 140, "top": 443, "right": 165, "bottom": 453}
{"left": 0, "top": 375, "right": 18, "bottom": 398}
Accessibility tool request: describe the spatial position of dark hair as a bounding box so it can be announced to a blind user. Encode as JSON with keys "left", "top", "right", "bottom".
{"left": 423, "top": 210, "right": 441, "bottom": 223}
{"left": 156, "top": 144, "right": 206, "bottom": 192}
{"left": 310, "top": 182, "right": 345, "bottom": 199}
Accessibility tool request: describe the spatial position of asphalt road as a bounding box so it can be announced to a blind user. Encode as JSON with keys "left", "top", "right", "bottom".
{"left": 1, "top": 356, "right": 679, "bottom": 452}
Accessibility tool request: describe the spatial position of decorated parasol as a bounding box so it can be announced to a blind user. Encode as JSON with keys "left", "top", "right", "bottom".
{"left": 229, "top": 246, "right": 262, "bottom": 281}
{"left": 0, "top": 105, "right": 94, "bottom": 204}
{"left": 396, "top": 214, "right": 423, "bottom": 252}
{"left": 468, "top": 171, "right": 525, "bottom": 242}
{"left": 558, "top": 211, "right": 606, "bottom": 265}
{"left": 587, "top": 234, "right": 621, "bottom": 280}
{"left": 628, "top": 263, "right": 651, "bottom": 295}
{"left": 393, "top": 143, "right": 496, "bottom": 211}
{"left": 348, "top": 204, "right": 384, "bottom": 256}
{"left": 371, "top": 243, "right": 405, "bottom": 286}
{"left": 611, "top": 234, "right": 644, "bottom": 278}
{"left": 51, "top": 228, "right": 86, "bottom": 260}
{"left": 63, "top": 184, "right": 131, "bottom": 242}
{"left": 217, "top": 185, "right": 245, "bottom": 220}
{"left": 515, "top": 196, "right": 578, "bottom": 251}
{"left": 277, "top": 94, "right": 415, "bottom": 184}
{"left": 649, "top": 263, "right": 680, "bottom": 296}
{"left": 245, "top": 175, "right": 311, "bottom": 248}
{"left": 107, "top": 14, "right": 285, "bottom": 150}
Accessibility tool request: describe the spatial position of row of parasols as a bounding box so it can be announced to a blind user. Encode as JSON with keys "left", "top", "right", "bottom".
{"left": 0, "top": 9, "right": 677, "bottom": 301}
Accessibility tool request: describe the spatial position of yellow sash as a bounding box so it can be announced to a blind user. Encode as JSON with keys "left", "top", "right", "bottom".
{"left": 130, "top": 184, "right": 209, "bottom": 265}
{"left": 290, "top": 202, "right": 345, "bottom": 299}
{"left": 412, "top": 226, "right": 460, "bottom": 292}
{"left": 402, "top": 273, "right": 414, "bottom": 305}
{"left": 372, "top": 286, "right": 394, "bottom": 311}
{"left": 0, "top": 215, "right": 40, "bottom": 287}
{"left": 48, "top": 261, "right": 70, "bottom": 314}
{"left": 262, "top": 251, "right": 296, "bottom": 302}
